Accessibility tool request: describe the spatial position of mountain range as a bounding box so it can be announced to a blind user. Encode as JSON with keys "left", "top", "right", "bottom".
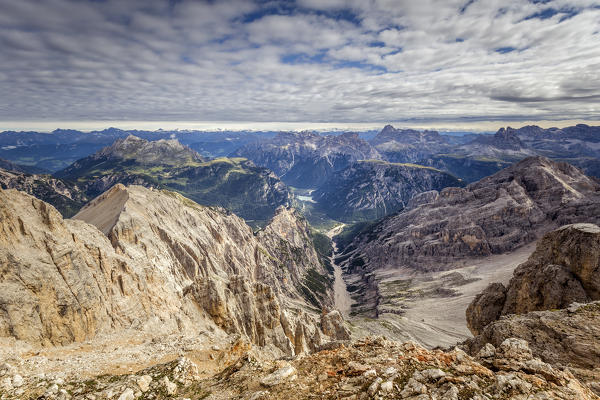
{"left": 232, "top": 131, "right": 381, "bottom": 188}
{"left": 1, "top": 124, "right": 600, "bottom": 399}
{"left": 55, "top": 135, "right": 293, "bottom": 222}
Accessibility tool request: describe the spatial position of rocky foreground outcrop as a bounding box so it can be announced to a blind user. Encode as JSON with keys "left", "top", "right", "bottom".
{"left": 0, "top": 185, "right": 348, "bottom": 355}
{"left": 1, "top": 336, "right": 596, "bottom": 399}
{"left": 464, "top": 302, "right": 600, "bottom": 393}
{"left": 464, "top": 223, "right": 600, "bottom": 393}
{"left": 466, "top": 223, "right": 600, "bottom": 335}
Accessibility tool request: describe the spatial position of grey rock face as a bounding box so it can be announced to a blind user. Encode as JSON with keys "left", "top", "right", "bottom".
{"left": 0, "top": 185, "right": 345, "bottom": 355}
{"left": 342, "top": 157, "right": 600, "bottom": 273}
{"left": 312, "top": 160, "right": 462, "bottom": 222}
{"left": 466, "top": 223, "right": 600, "bottom": 335}
{"left": 465, "top": 283, "right": 507, "bottom": 337}
{"left": 464, "top": 302, "right": 600, "bottom": 391}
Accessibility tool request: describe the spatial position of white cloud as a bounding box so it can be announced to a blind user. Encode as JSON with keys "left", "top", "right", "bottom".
{"left": 0, "top": 0, "right": 598, "bottom": 127}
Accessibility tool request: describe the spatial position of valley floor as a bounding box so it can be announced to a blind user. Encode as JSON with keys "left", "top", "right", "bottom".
{"left": 340, "top": 244, "right": 535, "bottom": 348}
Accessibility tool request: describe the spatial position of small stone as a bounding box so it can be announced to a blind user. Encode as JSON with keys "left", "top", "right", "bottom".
{"left": 317, "top": 372, "right": 328, "bottom": 381}
{"left": 362, "top": 369, "right": 377, "bottom": 378}
{"left": 347, "top": 361, "right": 370, "bottom": 375}
{"left": 12, "top": 374, "right": 23, "bottom": 387}
{"left": 260, "top": 365, "right": 297, "bottom": 387}
{"left": 117, "top": 388, "right": 135, "bottom": 400}
{"left": 249, "top": 391, "right": 269, "bottom": 400}
{"left": 380, "top": 380, "right": 394, "bottom": 392}
{"left": 400, "top": 378, "right": 427, "bottom": 398}
{"left": 477, "top": 343, "right": 496, "bottom": 359}
{"left": 47, "top": 383, "right": 59, "bottom": 394}
{"left": 495, "top": 373, "right": 532, "bottom": 394}
{"left": 136, "top": 374, "right": 152, "bottom": 392}
{"left": 1, "top": 376, "right": 12, "bottom": 391}
{"left": 383, "top": 366, "right": 397, "bottom": 377}
{"left": 442, "top": 384, "right": 459, "bottom": 400}
{"left": 420, "top": 368, "right": 446, "bottom": 381}
{"left": 161, "top": 376, "right": 177, "bottom": 395}
{"left": 367, "top": 377, "right": 382, "bottom": 396}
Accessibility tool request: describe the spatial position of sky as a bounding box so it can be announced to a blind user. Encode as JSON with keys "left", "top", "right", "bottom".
{"left": 1, "top": 0, "right": 599, "bottom": 131}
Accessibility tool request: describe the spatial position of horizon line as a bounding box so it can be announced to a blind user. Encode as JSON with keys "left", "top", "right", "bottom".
{"left": 0, "top": 119, "right": 598, "bottom": 133}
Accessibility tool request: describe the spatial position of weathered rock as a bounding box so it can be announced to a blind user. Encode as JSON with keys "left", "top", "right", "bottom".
{"left": 0, "top": 185, "right": 342, "bottom": 355}
{"left": 117, "top": 388, "right": 134, "bottom": 400}
{"left": 467, "top": 223, "right": 600, "bottom": 335}
{"left": 320, "top": 310, "right": 350, "bottom": 340}
{"left": 260, "top": 364, "right": 297, "bottom": 387}
{"left": 160, "top": 376, "right": 177, "bottom": 395}
{"left": 466, "top": 282, "right": 507, "bottom": 335}
{"left": 465, "top": 302, "right": 600, "bottom": 390}
{"left": 136, "top": 375, "right": 152, "bottom": 392}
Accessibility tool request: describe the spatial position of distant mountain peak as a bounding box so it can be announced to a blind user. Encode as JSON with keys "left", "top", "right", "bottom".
{"left": 98, "top": 135, "right": 204, "bottom": 165}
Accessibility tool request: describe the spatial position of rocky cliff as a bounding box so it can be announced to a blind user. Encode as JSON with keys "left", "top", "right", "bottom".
{"left": 312, "top": 160, "right": 462, "bottom": 222}
{"left": 0, "top": 185, "right": 347, "bottom": 355}
{"left": 466, "top": 223, "right": 600, "bottom": 335}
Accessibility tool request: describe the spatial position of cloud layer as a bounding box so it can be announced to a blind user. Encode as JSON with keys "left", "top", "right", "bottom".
{"left": 0, "top": 0, "right": 599, "bottom": 125}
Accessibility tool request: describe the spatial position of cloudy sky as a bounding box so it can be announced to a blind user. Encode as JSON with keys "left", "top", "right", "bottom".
{"left": 1, "top": 0, "right": 599, "bottom": 130}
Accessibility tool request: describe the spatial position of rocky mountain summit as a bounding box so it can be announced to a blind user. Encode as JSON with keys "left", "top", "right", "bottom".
{"left": 426, "top": 124, "right": 600, "bottom": 181}
{"left": 0, "top": 185, "right": 348, "bottom": 355}
{"left": 312, "top": 160, "right": 462, "bottom": 222}
{"left": 94, "top": 135, "right": 206, "bottom": 165}
{"left": 55, "top": 136, "right": 293, "bottom": 221}
{"left": 232, "top": 131, "right": 380, "bottom": 188}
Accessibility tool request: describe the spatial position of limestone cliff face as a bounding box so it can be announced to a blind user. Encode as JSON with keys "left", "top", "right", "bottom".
{"left": 0, "top": 188, "right": 152, "bottom": 346}
{"left": 466, "top": 223, "right": 600, "bottom": 335}
{"left": 0, "top": 185, "right": 346, "bottom": 355}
